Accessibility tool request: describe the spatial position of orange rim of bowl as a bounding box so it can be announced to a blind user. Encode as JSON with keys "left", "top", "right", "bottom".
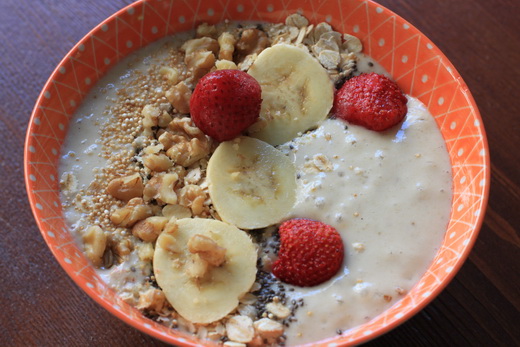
{"left": 24, "top": 0, "right": 490, "bottom": 346}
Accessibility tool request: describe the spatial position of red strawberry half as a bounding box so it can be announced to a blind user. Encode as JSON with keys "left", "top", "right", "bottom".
{"left": 272, "top": 219, "right": 344, "bottom": 287}
{"left": 190, "top": 69, "right": 262, "bottom": 142}
{"left": 333, "top": 72, "right": 408, "bottom": 131}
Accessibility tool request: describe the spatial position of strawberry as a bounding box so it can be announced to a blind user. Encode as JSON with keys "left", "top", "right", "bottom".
{"left": 272, "top": 218, "right": 344, "bottom": 287}
{"left": 332, "top": 72, "right": 408, "bottom": 131}
{"left": 190, "top": 69, "right": 262, "bottom": 142}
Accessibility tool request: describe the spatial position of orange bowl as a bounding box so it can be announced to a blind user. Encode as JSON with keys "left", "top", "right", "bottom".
{"left": 24, "top": 0, "right": 490, "bottom": 345}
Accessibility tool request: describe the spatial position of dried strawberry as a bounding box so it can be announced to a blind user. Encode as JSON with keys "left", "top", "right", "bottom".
{"left": 272, "top": 219, "right": 344, "bottom": 287}
{"left": 190, "top": 69, "right": 262, "bottom": 142}
{"left": 332, "top": 72, "right": 408, "bottom": 131}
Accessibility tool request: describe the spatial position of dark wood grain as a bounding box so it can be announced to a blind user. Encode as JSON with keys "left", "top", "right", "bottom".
{"left": 1, "top": 0, "right": 518, "bottom": 346}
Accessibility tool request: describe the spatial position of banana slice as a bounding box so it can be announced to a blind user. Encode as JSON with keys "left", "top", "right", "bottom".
{"left": 207, "top": 136, "right": 296, "bottom": 230}
{"left": 247, "top": 44, "right": 334, "bottom": 145}
{"left": 153, "top": 218, "right": 256, "bottom": 324}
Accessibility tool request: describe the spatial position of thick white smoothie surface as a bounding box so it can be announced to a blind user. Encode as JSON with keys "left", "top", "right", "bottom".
{"left": 278, "top": 98, "right": 452, "bottom": 343}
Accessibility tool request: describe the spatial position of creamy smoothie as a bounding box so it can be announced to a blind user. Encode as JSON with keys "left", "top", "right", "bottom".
{"left": 59, "top": 14, "right": 452, "bottom": 346}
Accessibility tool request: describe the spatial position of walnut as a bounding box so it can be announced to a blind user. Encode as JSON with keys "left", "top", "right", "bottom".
{"left": 142, "top": 153, "right": 172, "bottom": 172}
{"left": 132, "top": 216, "right": 168, "bottom": 242}
{"left": 165, "top": 81, "right": 192, "bottom": 114}
{"left": 158, "top": 173, "right": 179, "bottom": 204}
{"left": 187, "top": 234, "right": 226, "bottom": 266}
{"left": 162, "top": 204, "right": 192, "bottom": 219}
{"left": 82, "top": 225, "right": 106, "bottom": 267}
{"left": 168, "top": 117, "right": 204, "bottom": 138}
{"left": 141, "top": 104, "right": 161, "bottom": 129}
{"left": 235, "top": 29, "right": 269, "bottom": 60}
{"left": 185, "top": 254, "right": 209, "bottom": 279}
{"left": 218, "top": 32, "right": 236, "bottom": 61}
{"left": 137, "top": 242, "right": 154, "bottom": 261}
{"left": 110, "top": 197, "right": 153, "bottom": 227}
{"left": 196, "top": 23, "right": 218, "bottom": 38}
{"left": 159, "top": 66, "right": 180, "bottom": 84}
{"left": 166, "top": 138, "right": 210, "bottom": 168}
{"left": 114, "top": 238, "right": 133, "bottom": 257}
{"left": 106, "top": 173, "right": 144, "bottom": 201}
{"left": 157, "top": 231, "right": 182, "bottom": 254}
{"left": 137, "top": 288, "right": 166, "bottom": 312}
{"left": 215, "top": 59, "right": 238, "bottom": 70}
{"left": 178, "top": 184, "right": 207, "bottom": 215}
{"left": 181, "top": 37, "right": 219, "bottom": 56}
{"left": 185, "top": 50, "right": 216, "bottom": 80}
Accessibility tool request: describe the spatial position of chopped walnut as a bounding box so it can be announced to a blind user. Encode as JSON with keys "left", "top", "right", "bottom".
{"left": 82, "top": 225, "right": 106, "bottom": 267}
{"left": 158, "top": 232, "right": 182, "bottom": 253}
{"left": 178, "top": 184, "right": 207, "bottom": 215}
{"left": 142, "top": 153, "right": 173, "bottom": 172}
{"left": 137, "top": 242, "right": 154, "bottom": 261}
{"left": 215, "top": 59, "right": 238, "bottom": 70}
{"left": 196, "top": 23, "right": 218, "bottom": 39}
{"left": 106, "top": 173, "right": 144, "bottom": 201}
{"left": 165, "top": 81, "right": 192, "bottom": 114}
{"left": 185, "top": 50, "right": 216, "bottom": 80}
{"left": 187, "top": 234, "right": 226, "bottom": 266}
{"left": 185, "top": 254, "right": 209, "bottom": 279}
{"left": 132, "top": 216, "right": 168, "bottom": 242}
{"left": 218, "top": 32, "right": 236, "bottom": 61}
{"left": 162, "top": 204, "right": 192, "bottom": 219}
{"left": 137, "top": 288, "right": 166, "bottom": 312}
{"left": 236, "top": 29, "right": 269, "bottom": 60}
{"left": 159, "top": 66, "right": 180, "bottom": 84}
{"left": 158, "top": 173, "right": 180, "bottom": 205}
{"left": 110, "top": 197, "right": 153, "bottom": 227}
{"left": 181, "top": 37, "right": 219, "bottom": 56}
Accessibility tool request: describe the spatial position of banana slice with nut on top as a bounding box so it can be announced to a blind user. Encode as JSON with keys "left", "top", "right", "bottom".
{"left": 247, "top": 43, "right": 334, "bottom": 146}
{"left": 207, "top": 136, "right": 297, "bottom": 230}
{"left": 153, "top": 218, "right": 257, "bottom": 324}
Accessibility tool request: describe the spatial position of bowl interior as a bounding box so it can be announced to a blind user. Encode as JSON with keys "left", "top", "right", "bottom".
{"left": 25, "top": 0, "right": 489, "bottom": 345}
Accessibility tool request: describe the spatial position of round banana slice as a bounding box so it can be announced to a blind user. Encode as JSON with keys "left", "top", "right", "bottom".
{"left": 247, "top": 44, "right": 334, "bottom": 145}
{"left": 207, "top": 136, "right": 296, "bottom": 230}
{"left": 153, "top": 218, "right": 257, "bottom": 324}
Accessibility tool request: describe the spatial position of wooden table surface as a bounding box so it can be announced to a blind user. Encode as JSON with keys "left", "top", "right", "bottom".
{"left": 1, "top": 0, "right": 519, "bottom": 345}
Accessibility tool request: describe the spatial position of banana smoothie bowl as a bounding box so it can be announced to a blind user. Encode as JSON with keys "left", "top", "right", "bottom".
{"left": 25, "top": 1, "right": 489, "bottom": 346}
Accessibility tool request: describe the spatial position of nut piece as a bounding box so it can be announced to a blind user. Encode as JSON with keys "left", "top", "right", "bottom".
{"left": 136, "top": 288, "right": 166, "bottom": 312}
{"left": 157, "top": 232, "right": 182, "bottom": 254}
{"left": 178, "top": 184, "right": 207, "bottom": 215}
{"left": 181, "top": 37, "right": 219, "bottom": 56}
{"left": 110, "top": 198, "right": 153, "bottom": 227}
{"left": 166, "top": 81, "right": 192, "bottom": 114}
{"left": 185, "top": 50, "right": 216, "bottom": 80}
{"left": 226, "top": 316, "right": 255, "bottom": 343}
{"left": 143, "top": 153, "right": 173, "bottom": 172}
{"left": 137, "top": 242, "right": 154, "bottom": 261}
{"left": 187, "top": 234, "right": 226, "bottom": 266}
{"left": 236, "top": 29, "right": 270, "bottom": 59}
{"left": 106, "top": 173, "right": 144, "bottom": 201}
{"left": 218, "top": 32, "right": 236, "bottom": 61}
{"left": 253, "top": 318, "right": 284, "bottom": 339}
{"left": 82, "top": 225, "right": 106, "bottom": 267}
{"left": 215, "top": 59, "right": 238, "bottom": 70}
{"left": 158, "top": 173, "right": 179, "bottom": 205}
{"left": 266, "top": 301, "right": 291, "bottom": 319}
{"left": 162, "top": 204, "right": 192, "bottom": 219}
{"left": 185, "top": 254, "right": 209, "bottom": 279}
{"left": 132, "top": 216, "right": 168, "bottom": 242}
{"left": 196, "top": 23, "right": 218, "bottom": 38}
{"left": 159, "top": 66, "right": 180, "bottom": 84}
